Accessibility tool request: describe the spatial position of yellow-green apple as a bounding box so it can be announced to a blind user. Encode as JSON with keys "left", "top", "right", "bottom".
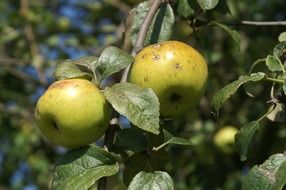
{"left": 129, "top": 41, "right": 208, "bottom": 118}
{"left": 34, "top": 79, "right": 111, "bottom": 148}
{"left": 214, "top": 126, "right": 238, "bottom": 153}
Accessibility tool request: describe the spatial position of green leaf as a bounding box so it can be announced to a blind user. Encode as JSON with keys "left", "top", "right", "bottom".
{"left": 278, "top": 32, "right": 286, "bottom": 42}
{"left": 103, "top": 83, "right": 160, "bottom": 135}
{"left": 73, "top": 56, "right": 99, "bottom": 72}
{"left": 98, "top": 46, "right": 134, "bottom": 81}
{"left": 152, "top": 129, "right": 193, "bottom": 151}
{"left": 212, "top": 22, "right": 240, "bottom": 50}
{"left": 234, "top": 121, "right": 260, "bottom": 161}
{"left": 266, "top": 55, "right": 283, "bottom": 72}
{"left": 52, "top": 145, "right": 119, "bottom": 190}
{"left": 114, "top": 128, "right": 148, "bottom": 152}
{"left": 197, "top": 0, "right": 219, "bottom": 10}
{"left": 273, "top": 42, "right": 286, "bottom": 58}
{"left": 53, "top": 61, "right": 92, "bottom": 80}
{"left": 211, "top": 72, "right": 266, "bottom": 113}
{"left": 165, "top": 137, "right": 193, "bottom": 146}
{"left": 153, "top": 137, "right": 192, "bottom": 151}
{"left": 131, "top": 2, "right": 175, "bottom": 46}
{"left": 242, "top": 153, "right": 286, "bottom": 190}
{"left": 128, "top": 171, "right": 174, "bottom": 190}
{"left": 177, "top": 0, "right": 194, "bottom": 18}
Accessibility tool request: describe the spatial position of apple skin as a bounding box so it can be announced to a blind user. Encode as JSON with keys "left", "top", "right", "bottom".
{"left": 34, "top": 79, "right": 111, "bottom": 148}
{"left": 129, "top": 41, "right": 208, "bottom": 118}
{"left": 213, "top": 126, "right": 238, "bottom": 154}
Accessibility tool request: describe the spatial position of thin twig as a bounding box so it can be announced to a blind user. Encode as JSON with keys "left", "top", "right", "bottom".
{"left": 0, "top": 57, "right": 29, "bottom": 66}
{"left": 239, "top": 20, "right": 286, "bottom": 26}
{"left": 131, "top": 0, "right": 162, "bottom": 54}
{"left": 5, "top": 66, "right": 36, "bottom": 82}
{"left": 20, "top": 0, "right": 47, "bottom": 86}
{"left": 120, "top": 0, "right": 162, "bottom": 83}
{"left": 217, "top": 20, "right": 286, "bottom": 27}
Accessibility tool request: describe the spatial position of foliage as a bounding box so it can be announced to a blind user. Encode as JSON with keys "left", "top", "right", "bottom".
{"left": 1, "top": 0, "right": 286, "bottom": 189}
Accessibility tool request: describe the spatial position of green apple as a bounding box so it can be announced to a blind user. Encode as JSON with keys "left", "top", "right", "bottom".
{"left": 34, "top": 79, "right": 111, "bottom": 148}
{"left": 129, "top": 41, "right": 208, "bottom": 118}
{"left": 57, "top": 17, "right": 70, "bottom": 31}
{"left": 213, "top": 126, "right": 238, "bottom": 153}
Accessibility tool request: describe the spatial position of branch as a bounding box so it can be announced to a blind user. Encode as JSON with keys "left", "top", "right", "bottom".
{"left": 99, "top": 1, "right": 162, "bottom": 189}
{"left": 191, "top": 20, "right": 286, "bottom": 35}
{"left": 239, "top": 20, "right": 286, "bottom": 26}
{"left": 20, "top": 0, "right": 47, "bottom": 86}
{"left": 120, "top": 0, "right": 162, "bottom": 83}
{"left": 0, "top": 57, "right": 29, "bottom": 66}
{"left": 131, "top": 0, "right": 162, "bottom": 55}
{"left": 220, "top": 20, "right": 286, "bottom": 26}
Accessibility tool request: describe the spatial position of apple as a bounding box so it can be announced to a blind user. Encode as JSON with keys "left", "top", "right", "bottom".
{"left": 213, "top": 126, "right": 238, "bottom": 153}
{"left": 34, "top": 79, "right": 111, "bottom": 148}
{"left": 129, "top": 41, "right": 208, "bottom": 118}
{"left": 57, "top": 17, "right": 70, "bottom": 31}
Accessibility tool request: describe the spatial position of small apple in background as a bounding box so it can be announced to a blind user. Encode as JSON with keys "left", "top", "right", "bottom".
{"left": 34, "top": 79, "right": 111, "bottom": 148}
{"left": 57, "top": 17, "right": 70, "bottom": 31}
{"left": 129, "top": 41, "right": 208, "bottom": 118}
{"left": 213, "top": 126, "right": 238, "bottom": 154}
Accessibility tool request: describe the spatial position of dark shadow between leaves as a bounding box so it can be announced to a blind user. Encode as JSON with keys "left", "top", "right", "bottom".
{"left": 55, "top": 145, "right": 90, "bottom": 166}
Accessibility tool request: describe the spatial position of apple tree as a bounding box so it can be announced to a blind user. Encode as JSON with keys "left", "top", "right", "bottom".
{"left": 0, "top": 0, "right": 286, "bottom": 189}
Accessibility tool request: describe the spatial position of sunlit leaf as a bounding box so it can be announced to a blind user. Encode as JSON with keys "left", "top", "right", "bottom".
{"left": 128, "top": 171, "right": 174, "bottom": 190}
{"left": 242, "top": 153, "right": 286, "bottom": 190}
{"left": 266, "top": 55, "right": 283, "bottom": 72}
{"left": 197, "top": 0, "right": 219, "bottom": 10}
{"left": 177, "top": 0, "right": 194, "bottom": 18}
{"left": 131, "top": 2, "right": 175, "bottom": 46}
{"left": 278, "top": 32, "right": 286, "bottom": 42}
{"left": 104, "top": 83, "right": 160, "bottom": 135}
{"left": 273, "top": 42, "right": 286, "bottom": 58}
{"left": 52, "top": 145, "right": 119, "bottom": 190}
{"left": 53, "top": 61, "right": 92, "bottom": 81}
{"left": 98, "top": 46, "right": 134, "bottom": 81}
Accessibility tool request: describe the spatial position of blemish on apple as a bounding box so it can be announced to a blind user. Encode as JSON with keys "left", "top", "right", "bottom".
{"left": 175, "top": 63, "right": 182, "bottom": 69}
{"left": 152, "top": 44, "right": 161, "bottom": 49}
{"left": 152, "top": 54, "right": 160, "bottom": 60}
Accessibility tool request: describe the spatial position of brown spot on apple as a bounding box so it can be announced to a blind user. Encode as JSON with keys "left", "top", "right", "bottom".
{"left": 152, "top": 44, "right": 161, "bottom": 49}
{"left": 152, "top": 54, "right": 160, "bottom": 60}
{"left": 175, "top": 63, "right": 182, "bottom": 69}
{"left": 192, "top": 65, "right": 196, "bottom": 71}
